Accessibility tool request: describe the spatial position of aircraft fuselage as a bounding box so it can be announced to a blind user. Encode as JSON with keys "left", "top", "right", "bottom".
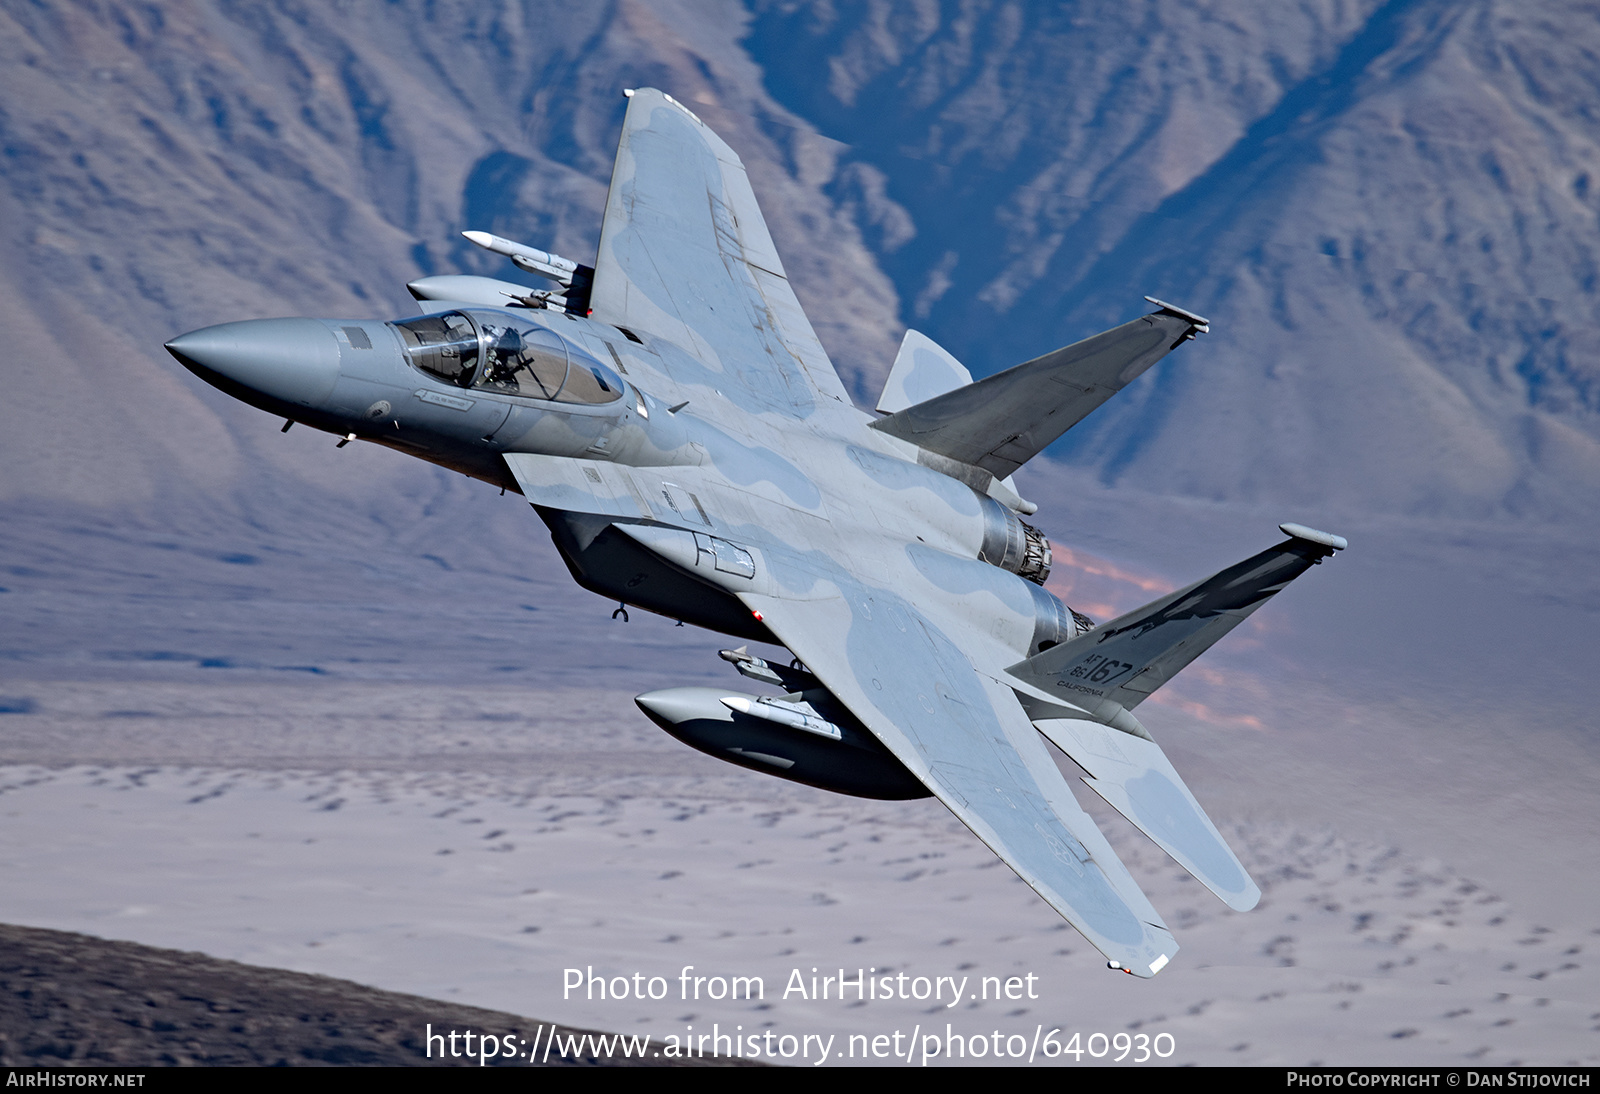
{"left": 167, "top": 303, "right": 1072, "bottom": 657}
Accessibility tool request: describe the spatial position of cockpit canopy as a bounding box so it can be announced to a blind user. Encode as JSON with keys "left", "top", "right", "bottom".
{"left": 391, "top": 310, "right": 624, "bottom": 405}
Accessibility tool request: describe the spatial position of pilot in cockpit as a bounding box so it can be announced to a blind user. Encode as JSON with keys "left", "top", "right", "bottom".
{"left": 480, "top": 323, "right": 525, "bottom": 387}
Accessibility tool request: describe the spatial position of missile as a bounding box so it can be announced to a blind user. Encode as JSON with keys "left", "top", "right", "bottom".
{"left": 462, "top": 230, "right": 581, "bottom": 287}
{"left": 717, "top": 647, "right": 819, "bottom": 690}
{"left": 718, "top": 695, "right": 841, "bottom": 741}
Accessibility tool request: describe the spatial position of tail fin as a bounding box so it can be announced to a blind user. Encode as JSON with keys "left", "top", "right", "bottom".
{"left": 869, "top": 299, "right": 1208, "bottom": 478}
{"left": 1007, "top": 523, "right": 1344, "bottom": 912}
{"left": 876, "top": 329, "right": 974, "bottom": 413}
{"left": 1007, "top": 523, "right": 1345, "bottom": 713}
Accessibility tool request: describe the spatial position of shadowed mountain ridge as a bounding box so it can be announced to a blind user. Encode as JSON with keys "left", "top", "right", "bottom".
{"left": 747, "top": 0, "right": 1600, "bottom": 520}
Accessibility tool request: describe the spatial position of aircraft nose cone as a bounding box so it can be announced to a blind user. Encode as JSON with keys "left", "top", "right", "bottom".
{"left": 165, "top": 318, "right": 340, "bottom": 408}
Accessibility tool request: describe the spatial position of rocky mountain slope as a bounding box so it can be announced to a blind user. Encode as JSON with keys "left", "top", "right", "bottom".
{"left": 0, "top": 922, "right": 735, "bottom": 1065}
{"left": 0, "top": 0, "right": 894, "bottom": 525}
{"left": 3, "top": 0, "right": 1596, "bottom": 528}
{"left": 747, "top": 0, "right": 1600, "bottom": 520}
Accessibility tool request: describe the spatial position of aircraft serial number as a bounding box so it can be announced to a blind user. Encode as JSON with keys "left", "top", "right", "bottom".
{"left": 1066, "top": 655, "right": 1137, "bottom": 684}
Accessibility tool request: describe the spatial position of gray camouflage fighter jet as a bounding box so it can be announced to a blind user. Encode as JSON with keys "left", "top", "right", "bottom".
{"left": 166, "top": 88, "right": 1345, "bottom": 978}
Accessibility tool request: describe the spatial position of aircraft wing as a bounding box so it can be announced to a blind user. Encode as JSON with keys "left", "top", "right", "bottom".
{"left": 589, "top": 88, "right": 852, "bottom": 415}
{"left": 737, "top": 576, "right": 1180, "bottom": 978}
{"left": 500, "top": 448, "right": 1175, "bottom": 973}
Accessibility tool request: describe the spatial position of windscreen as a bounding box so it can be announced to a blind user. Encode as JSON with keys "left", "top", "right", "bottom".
{"left": 393, "top": 312, "right": 479, "bottom": 386}
{"left": 393, "top": 311, "right": 624, "bottom": 405}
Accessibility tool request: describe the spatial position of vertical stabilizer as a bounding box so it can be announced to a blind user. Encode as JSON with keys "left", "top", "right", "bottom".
{"left": 1006, "top": 524, "right": 1346, "bottom": 713}
{"left": 877, "top": 329, "right": 974, "bottom": 413}
{"left": 870, "top": 303, "right": 1208, "bottom": 477}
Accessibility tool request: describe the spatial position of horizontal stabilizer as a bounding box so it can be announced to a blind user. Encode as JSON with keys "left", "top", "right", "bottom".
{"left": 1007, "top": 524, "right": 1346, "bottom": 712}
{"left": 869, "top": 304, "right": 1207, "bottom": 478}
{"left": 1035, "top": 718, "right": 1259, "bottom": 910}
{"left": 876, "top": 329, "right": 974, "bottom": 414}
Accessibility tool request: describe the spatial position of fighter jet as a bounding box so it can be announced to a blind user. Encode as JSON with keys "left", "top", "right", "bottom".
{"left": 165, "top": 88, "right": 1345, "bottom": 977}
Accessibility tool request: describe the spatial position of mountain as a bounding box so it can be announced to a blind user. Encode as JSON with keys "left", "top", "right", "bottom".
{"left": 0, "top": 0, "right": 1594, "bottom": 702}
{"left": 1, "top": 7, "right": 1596, "bottom": 1060}
{"left": 0, "top": 0, "right": 896, "bottom": 522}
{"left": 747, "top": 0, "right": 1600, "bottom": 521}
